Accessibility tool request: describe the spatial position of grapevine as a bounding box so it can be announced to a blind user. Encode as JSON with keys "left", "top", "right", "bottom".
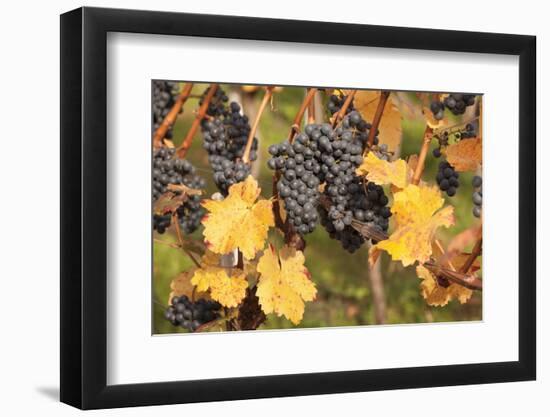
{"left": 152, "top": 83, "right": 483, "bottom": 333}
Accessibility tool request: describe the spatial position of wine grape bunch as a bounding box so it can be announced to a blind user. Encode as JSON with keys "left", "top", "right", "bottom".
{"left": 472, "top": 175, "right": 483, "bottom": 218}
{"left": 152, "top": 81, "right": 180, "bottom": 140}
{"left": 312, "top": 113, "right": 390, "bottom": 252}
{"left": 436, "top": 160, "right": 460, "bottom": 197}
{"left": 152, "top": 147, "right": 206, "bottom": 234}
{"left": 200, "top": 87, "right": 258, "bottom": 195}
{"left": 153, "top": 214, "right": 172, "bottom": 235}
{"left": 267, "top": 135, "right": 322, "bottom": 236}
{"left": 430, "top": 93, "right": 477, "bottom": 120}
{"left": 164, "top": 295, "right": 222, "bottom": 332}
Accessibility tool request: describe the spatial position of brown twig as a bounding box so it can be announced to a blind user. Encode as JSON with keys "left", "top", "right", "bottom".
{"left": 460, "top": 238, "right": 482, "bottom": 274}
{"left": 350, "top": 219, "right": 389, "bottom": 242}
{"left": 153, "top": 238, "right": 181, "bottom": 250}
{"left": 332, "top": 90, "right": 357, "bottom": 128}
{"left": 176, "top": 84, "right": 219, "bottom": 158}
{"left": 367, "top": 91, "right": 390, "bottom": 148}
{"left": 307, "top": 88, "right": 316, "bottom": 124}
{"left": 242, "top": 86, "right": 274, "bottom": 163}
{"left": 153, "top": 83, "right": 194, "bottom": 148}
{"left": 288, "top": 88, "right": 318, "bottom": 142}
{"left": 171, "top": 212, "right": 202, "bottom": 268}
{"left": 317, "top": 194, "right": 388, "bottom": 242}
{"left": 411, "top": 125, "right": 434, "bottom": 185}
{"left": 153, "top": 238, "right": 202, "bottom": 268}
{"left": 368, "top": 258, "right": 387, "bottom": 324}
{"left": 424, "top": 261, "right": 482, "bottom": 291}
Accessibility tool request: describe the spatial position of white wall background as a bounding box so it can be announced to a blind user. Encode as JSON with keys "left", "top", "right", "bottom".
{"left": 0, "top": 0, "right": 545, "bottom": 415}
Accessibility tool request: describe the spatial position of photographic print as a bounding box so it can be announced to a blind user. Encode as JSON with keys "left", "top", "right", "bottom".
{"left": 152, "top": 82, "right": 483, "bottom": 334}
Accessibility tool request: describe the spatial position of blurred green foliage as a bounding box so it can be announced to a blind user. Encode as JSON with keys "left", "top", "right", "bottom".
{"left": 153, "top": 84, "right": 482, "bottom": 335}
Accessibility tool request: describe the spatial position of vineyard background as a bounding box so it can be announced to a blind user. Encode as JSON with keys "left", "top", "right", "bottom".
{"left": 153, "top": 83, "right": 482, "bottom": 334}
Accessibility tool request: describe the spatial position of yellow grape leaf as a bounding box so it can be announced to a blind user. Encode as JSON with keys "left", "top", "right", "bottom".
{"left": 376, "top": 184, "right": 455, "bottom": 266}
{"left": 191, "top": 251, "right": 248, "bottom": 307}
{"left": 353, "top": 90, "right": 403, "bottom": 153}
{"left": 356, "top": 152, "right": 408, "bottom": 189}
{"left": 202, "top": 175, "right": 274, "bottom": 260}
{"left": 256, "top": 245, "right": 317, "bottom": 325}
{"left": 444, "top": 138, "right": 482, "bottom": 172}
{"left": 416, "top": 265, "right": 473, "bottom": 307}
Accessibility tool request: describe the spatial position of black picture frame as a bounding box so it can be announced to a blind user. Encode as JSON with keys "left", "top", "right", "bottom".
{"left": 60, "top": 6, "right": 536, "bottom": 410}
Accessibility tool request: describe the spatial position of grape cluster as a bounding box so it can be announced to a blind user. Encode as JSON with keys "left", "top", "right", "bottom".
{"left": 318, "top": 206, "right": 363, "bottom": 252}
{"left": 152, "top": 147, "right": 206, "bottom": 234}
{"left": 443, "top": 94, "right": 476, "bottom": 115}
{"left": 314, "top": 115, "right": 389, "bottom": 250}
{"left": 430, "top": 93, "right": 477, "bottom": 120}
{"left": 201, "top": 88, "right": 258, "bottom": 194}
{"left": 320, "top": 180, "right": 391, "bottom": 253}
{"left": 327, "top": 93, "right": 355, "bottom": 115}
{"left": 436, "top": 161, "right": 460, "bottom": 197}
{"left": 164, "top": 295, "right": 222, "bottom": 332}
{"left": 472, "top": 175, "right": 483, "bottom": 218}
{"left": 153, "top": 214, "right": 172, "bottom": 234}
{"left": 152, "top": 81, "right": 180, "bottom": 140}
{"left": 267, "top": 136, "right": 322, "bottom": 235}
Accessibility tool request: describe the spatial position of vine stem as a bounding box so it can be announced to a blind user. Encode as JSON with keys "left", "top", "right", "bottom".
{"left": 176, "top": 83, "right": 219, "bottom": 158}
{"left": 307, "top": 88, "right": 316, "bottom": 124}
{"left": 367, "top": 91, "right": 391, "bottom": 148}
{"left": 411, "top": 125, "right": 434, "bottom": 185}
{"left": 288, "top": 87, "right": 318, "bottom": 142}
{"left": 153, "top": 239, "right": 202, "bottom": 268}
{"left": 173, "top": 214, "right": 202, "bottom": 268}
{"left": 242, "top": 86, "right": 274, "bottom": 163}
{"left": 424, "top": 261, "right": 482, "bottom": 291}
{"left": 153, "top": 83, "right": 194, "bottom": 148}
{"left": 332, "top": 90, "right": 357, "bottom": 128}
{"left": 432, "top": 116, "right": 479, "bottom": 136}
{"left": 460, "top": 238, "right": 482, "bottom": 274}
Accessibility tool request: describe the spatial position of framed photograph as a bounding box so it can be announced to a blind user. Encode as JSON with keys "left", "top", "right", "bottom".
{"left": 60, "top": 6, "right": 536, "bottom": 410}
